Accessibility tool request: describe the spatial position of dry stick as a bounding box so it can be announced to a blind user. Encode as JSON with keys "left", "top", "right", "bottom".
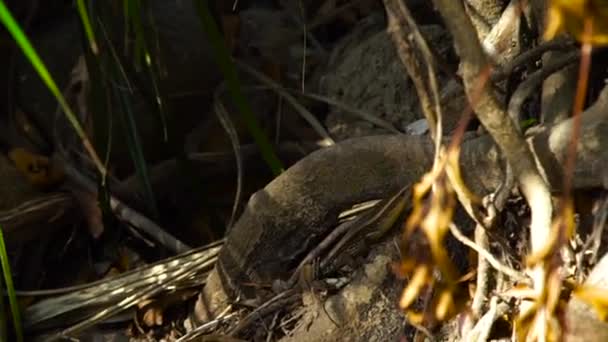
{"left": 282, "top": 0, "right": 326, "bottom": 60}
{"left": 492, "top": 36, "right": 561, "bottom": 225}
{"left": 292, "top": 90, "right": 402, "bottom": 134}
{"left": 465, "top": 296, "right": 510, "bottom": 341}
{"left": 234, "top": 59, "right": 335, "bottom": 146}
{"left": 220, "top": 84, "right": 402, "bottom": 135}
{"left": 385, "top": 3, "right": 500, "bottom": 336}
{"left": 0, "top": 193, "right": 73, "bottom": 235}
{"left": 480, "top": 0, "right": 524, "bottom": 65}
{"left": 449, "top": 223, "right": 528, "bottom": 283}
{"left": 432, "top": 0, "right": 552, "bottom": 296}
{"left": 392, "top": 0, "right": 445, "bottom": 152}
{"left": 467, "top": 21, "right": 543, "bottom": 322}
{"left": 228, "top": 289, "right": 301, "bottom": 337}
{"left": 491, "top": 37, "right": 575, "bottom": 82}
{"left": 62, "top": 161, "right": 191, "bottom": 254}
{"left": 468, "top": 223, "right": 491, "bottom": 333}
{"left": 507, "top": 51, "right": 579, "bottom": 128}
{"left": 320, "top": 184, "right": 410, "bottom": 271}
{"left": 487, "top": 49, "right": 579, "bottom": 289}
{"left": 384, "top": 0, "right": 442, "bottom": 142}
{"left": 51, "top": 252, "right": 219, "bottom": 341}
{"left": 385, "top": 1, "right": 502, "bottom": 331}
{"left": 176, "top": 308, "right": 237, "bottom": 342}
{"left": 384, "top": 3, "right": 498, "bottom": 336}
{"left": 214, "top": 84, "right": 243, "bottom": 231}
{"left": 286, "top": 217, "right": 359, "bottom": 288}
{"left": 480, "top": 52, "right": 579, "bottom": 312}
{"left": 298, "top": 0, "right": 308, "bottom": 90}
{"left": 466, "top": 180, "right": 510, "bottom": 335}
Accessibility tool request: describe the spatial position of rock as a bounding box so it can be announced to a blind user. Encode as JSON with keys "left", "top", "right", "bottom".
{"left": 319, "top": 14, "right": 463, "bottom": 141}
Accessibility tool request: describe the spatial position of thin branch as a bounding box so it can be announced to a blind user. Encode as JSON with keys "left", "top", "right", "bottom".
{"left": 463, "top": 223, "right": 493, "bottom": 336}
{"left": 432, "top": 0, "right": 552, "bottom": 291}
{"left": 449, "top": 223, "right": 528, "bottom": 283}
{"left": 228, "top": 289, "right": 300, "bottom": 337}
{"left": 384, "top": 0, "right": 442, "bottom": 142}
{"left": 492, "top": 36, "right": 575, "bottom": 82}
{"left": 465, "top": 296, "right": 510, "bottom": 341}
{"left": 214, "top": 84, "right": 243, "bottom": 231}
{"left": 62, "top": 161, "right": 191, "bottom": 254}
{"left": 234, "top": 59, "right": 335, "bottom": 146}
{"left": 507, "top": 51, "right": 579, "bottom": 127}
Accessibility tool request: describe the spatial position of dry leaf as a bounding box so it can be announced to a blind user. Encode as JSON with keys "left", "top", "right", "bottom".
{"left": 8, "top": 147, "right": 64, "bottom": 189}
{"left": 545, "top": 0, "right": 608, "bottom": 45}
{"left": 574, "top": 285, "right": 608, "bottom": 321}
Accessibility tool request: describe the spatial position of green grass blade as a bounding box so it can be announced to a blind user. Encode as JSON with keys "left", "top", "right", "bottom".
{"left": 0, "top": 227, "right": 23, "bottom": 342}
{"left": 194, "top": 0, "right": 284, "bottom": 175}
{"left": 76, "top": 0, "right": 98, "bottom": 54}
{"left": 0, "top": 275, "right": 6, "bottom": 342}
{"left": 125, "top": 0, "right": 145, "bottom": 70}
{"left": 0, "top": 0, "right": 106, "bottom": 177}
{"left": 124, "top": 0, "right": 168, "bottom": 140}
{"left": 95, "top": 17, "right": 159, "bottom": 218}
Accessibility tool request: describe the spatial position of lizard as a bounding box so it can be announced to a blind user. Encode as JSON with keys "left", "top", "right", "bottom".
{"left": 319, "top": 183, "right": 412, "bottom": 277}
{"left": 282, "top": 183, "right": 413, "bottom": 290}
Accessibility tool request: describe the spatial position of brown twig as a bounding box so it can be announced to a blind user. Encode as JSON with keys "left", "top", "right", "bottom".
{"left": 384, "top": 0, "right": 443, "bottom": 142}
{"left": 286, "top": 217, "right": 356, "bottom": 288}
{"left": 0, "top": 193, "right": 74, "bottom": 239}
{"left": 465, "top": 296, "right": 510, "bottom": 340}
{"left": 492, "top": 37, "right": 575, "bottom": 82}
{"left": 495, "top": 50, "right": 579, "bottom": 216}
{"left": 61, "top": 160, "right": 192, "bottom": 254}
{"left": 234, "top": 59, "right": 335, "bottom": 145}
{"left": 461, "top": 223, "right": 492, "bottom": 336}
{"left": 228, "top": 289, "right": 301, "bottom": 337}
{"left": 507, "top": 51, "right": 579, "bottom": 129}
{"left": 213, "top": 84, "right": 243, "bottom": 231}
{"left": 432, "top": 1, "right": 552, "bottom": 295}
{"left": 176, "top": 308, "right": 237, "bottom": 342}
{"left": 449, "top": 223, "right": 528, "bottom": 283}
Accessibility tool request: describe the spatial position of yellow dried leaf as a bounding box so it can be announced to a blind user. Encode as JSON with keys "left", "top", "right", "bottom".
{"left": 512, "top": 268, "right": 568, "bottom": 341}
{"left": 7, "top": 147, "right": 64, "bottom": 189}
{"left": 400, "top": 265, "right": 431, "bottom": 309}
{"left": 574, "top": 285, "right": 608, "bottom": 321}
{"left": 545, "top": 0, "right": 608, "bottom": 45}
{"left": 406, "top": 310, "right": 425, "bottom": 325}
{"left": 434, "top": 288, "right": 456, "bottom": 321}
